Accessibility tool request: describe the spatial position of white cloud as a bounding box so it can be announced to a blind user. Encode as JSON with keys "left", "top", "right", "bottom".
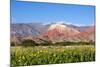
{"left": 54, "top": 21, "right": 87, "bottom": 26}
{"left": 43, "top": 21, "right": 89, "bottom": 26}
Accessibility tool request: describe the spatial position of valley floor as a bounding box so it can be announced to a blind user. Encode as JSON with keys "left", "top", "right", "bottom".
{"left": 11, "top": 45, "right": 95, "bottom": 66}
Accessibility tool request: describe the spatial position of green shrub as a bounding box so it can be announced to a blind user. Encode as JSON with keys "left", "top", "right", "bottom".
{"left": 21, "top": 39, "right": 38, "bottom": 47}
{"left": 54, "top": 41, "right": 95, "bottom": 46}
{"left": 11, "top": 39, "right": 95, "bottom": 46}
{"left": 11, "top": 42, "right": 15, "bottom": 46}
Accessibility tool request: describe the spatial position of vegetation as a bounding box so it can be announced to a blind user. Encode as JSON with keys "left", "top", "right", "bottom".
{"left": 11, "top": 39, "right": 95, "bottom": 66}
{"left": 21, "top": 39, "right": 38, "bottom": 47}
{"left": 11, "top": 42, "right": 15, "bottom": 46}
{"left": 11, "top": 39, "right": 95, "bottom": 47}
{"left": 53, "top": 41, "right": 95, "bottom": 46}
{"left": 11, "top": 45, "right": 95, "bottom": 66}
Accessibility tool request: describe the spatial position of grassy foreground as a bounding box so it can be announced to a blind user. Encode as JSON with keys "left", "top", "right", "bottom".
{"left": 11, "top": 45, "right": 95, "bottom": 66}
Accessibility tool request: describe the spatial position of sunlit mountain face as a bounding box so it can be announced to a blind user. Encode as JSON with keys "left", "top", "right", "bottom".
{"left": 42, "top": 23, "right": 80, "bottom": 42}
{"left": 11, "top": 22, "right": 94, "bottom": 43}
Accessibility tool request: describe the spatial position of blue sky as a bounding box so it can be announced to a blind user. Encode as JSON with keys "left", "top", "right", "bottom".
{"left": 11, "top": 0, "right": 95, "bottom": 26}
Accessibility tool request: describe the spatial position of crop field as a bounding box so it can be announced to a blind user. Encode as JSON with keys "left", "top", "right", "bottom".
{"left": 11, "top": 45, "right": 95, "bottom": 66}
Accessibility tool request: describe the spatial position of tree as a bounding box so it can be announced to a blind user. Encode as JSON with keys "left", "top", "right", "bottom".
{"left": 11, "top": 42, "right": 15, "bottom": 46}
{"left": 21, "top": 39, "right": 38, "bottom": 47}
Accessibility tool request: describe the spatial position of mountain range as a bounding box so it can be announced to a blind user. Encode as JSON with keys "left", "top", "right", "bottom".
{"left": 11, "top": 23, "right": 95, "bottom": 43}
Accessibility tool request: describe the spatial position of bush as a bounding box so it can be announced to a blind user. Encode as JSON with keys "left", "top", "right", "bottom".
{"left": 11, "top": 42, "right": 16, "bottom": 46}
{"left": 21, "top": 39, "right": 38, "bottom": 47}
{"left": 54, "top": 41, "right": 95, "bottom": 46}
{"left": 11, "top": 39, "right": 95, "bottom": 46}
{"left": 11, "top": 42, "right": 21, "bottom": 46}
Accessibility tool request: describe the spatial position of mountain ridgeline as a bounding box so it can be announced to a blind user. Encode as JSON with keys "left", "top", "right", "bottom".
{"left": 11, "top": 23, "right": 95, "bottom": 45}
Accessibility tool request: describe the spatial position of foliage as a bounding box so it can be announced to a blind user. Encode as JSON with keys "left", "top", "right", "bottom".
{"left": 11, "top": 42, "right": 15, "bottom": 46}
{"left": 21, "top": 39, "right": 38, "bottom": 47}
{"left": 54, "top": 41, "right": 95, "bottom": 46}
{"left": 11, "top": 39, "right": 95, "bottom": 47}
{"left": 11, "top": 45, "right": 95, "bottom": 66}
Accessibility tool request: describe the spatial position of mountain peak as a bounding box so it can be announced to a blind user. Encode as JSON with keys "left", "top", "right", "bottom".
{"left": 42, "top": 23, "right": 80, "bottom": 42}
{"left": 48, "top": 23, "right": 67, "bottom": 31}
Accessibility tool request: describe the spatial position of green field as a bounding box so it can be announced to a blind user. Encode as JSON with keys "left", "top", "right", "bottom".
{"left": 11, "top": 45, "right": 95, "bottom": 66}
